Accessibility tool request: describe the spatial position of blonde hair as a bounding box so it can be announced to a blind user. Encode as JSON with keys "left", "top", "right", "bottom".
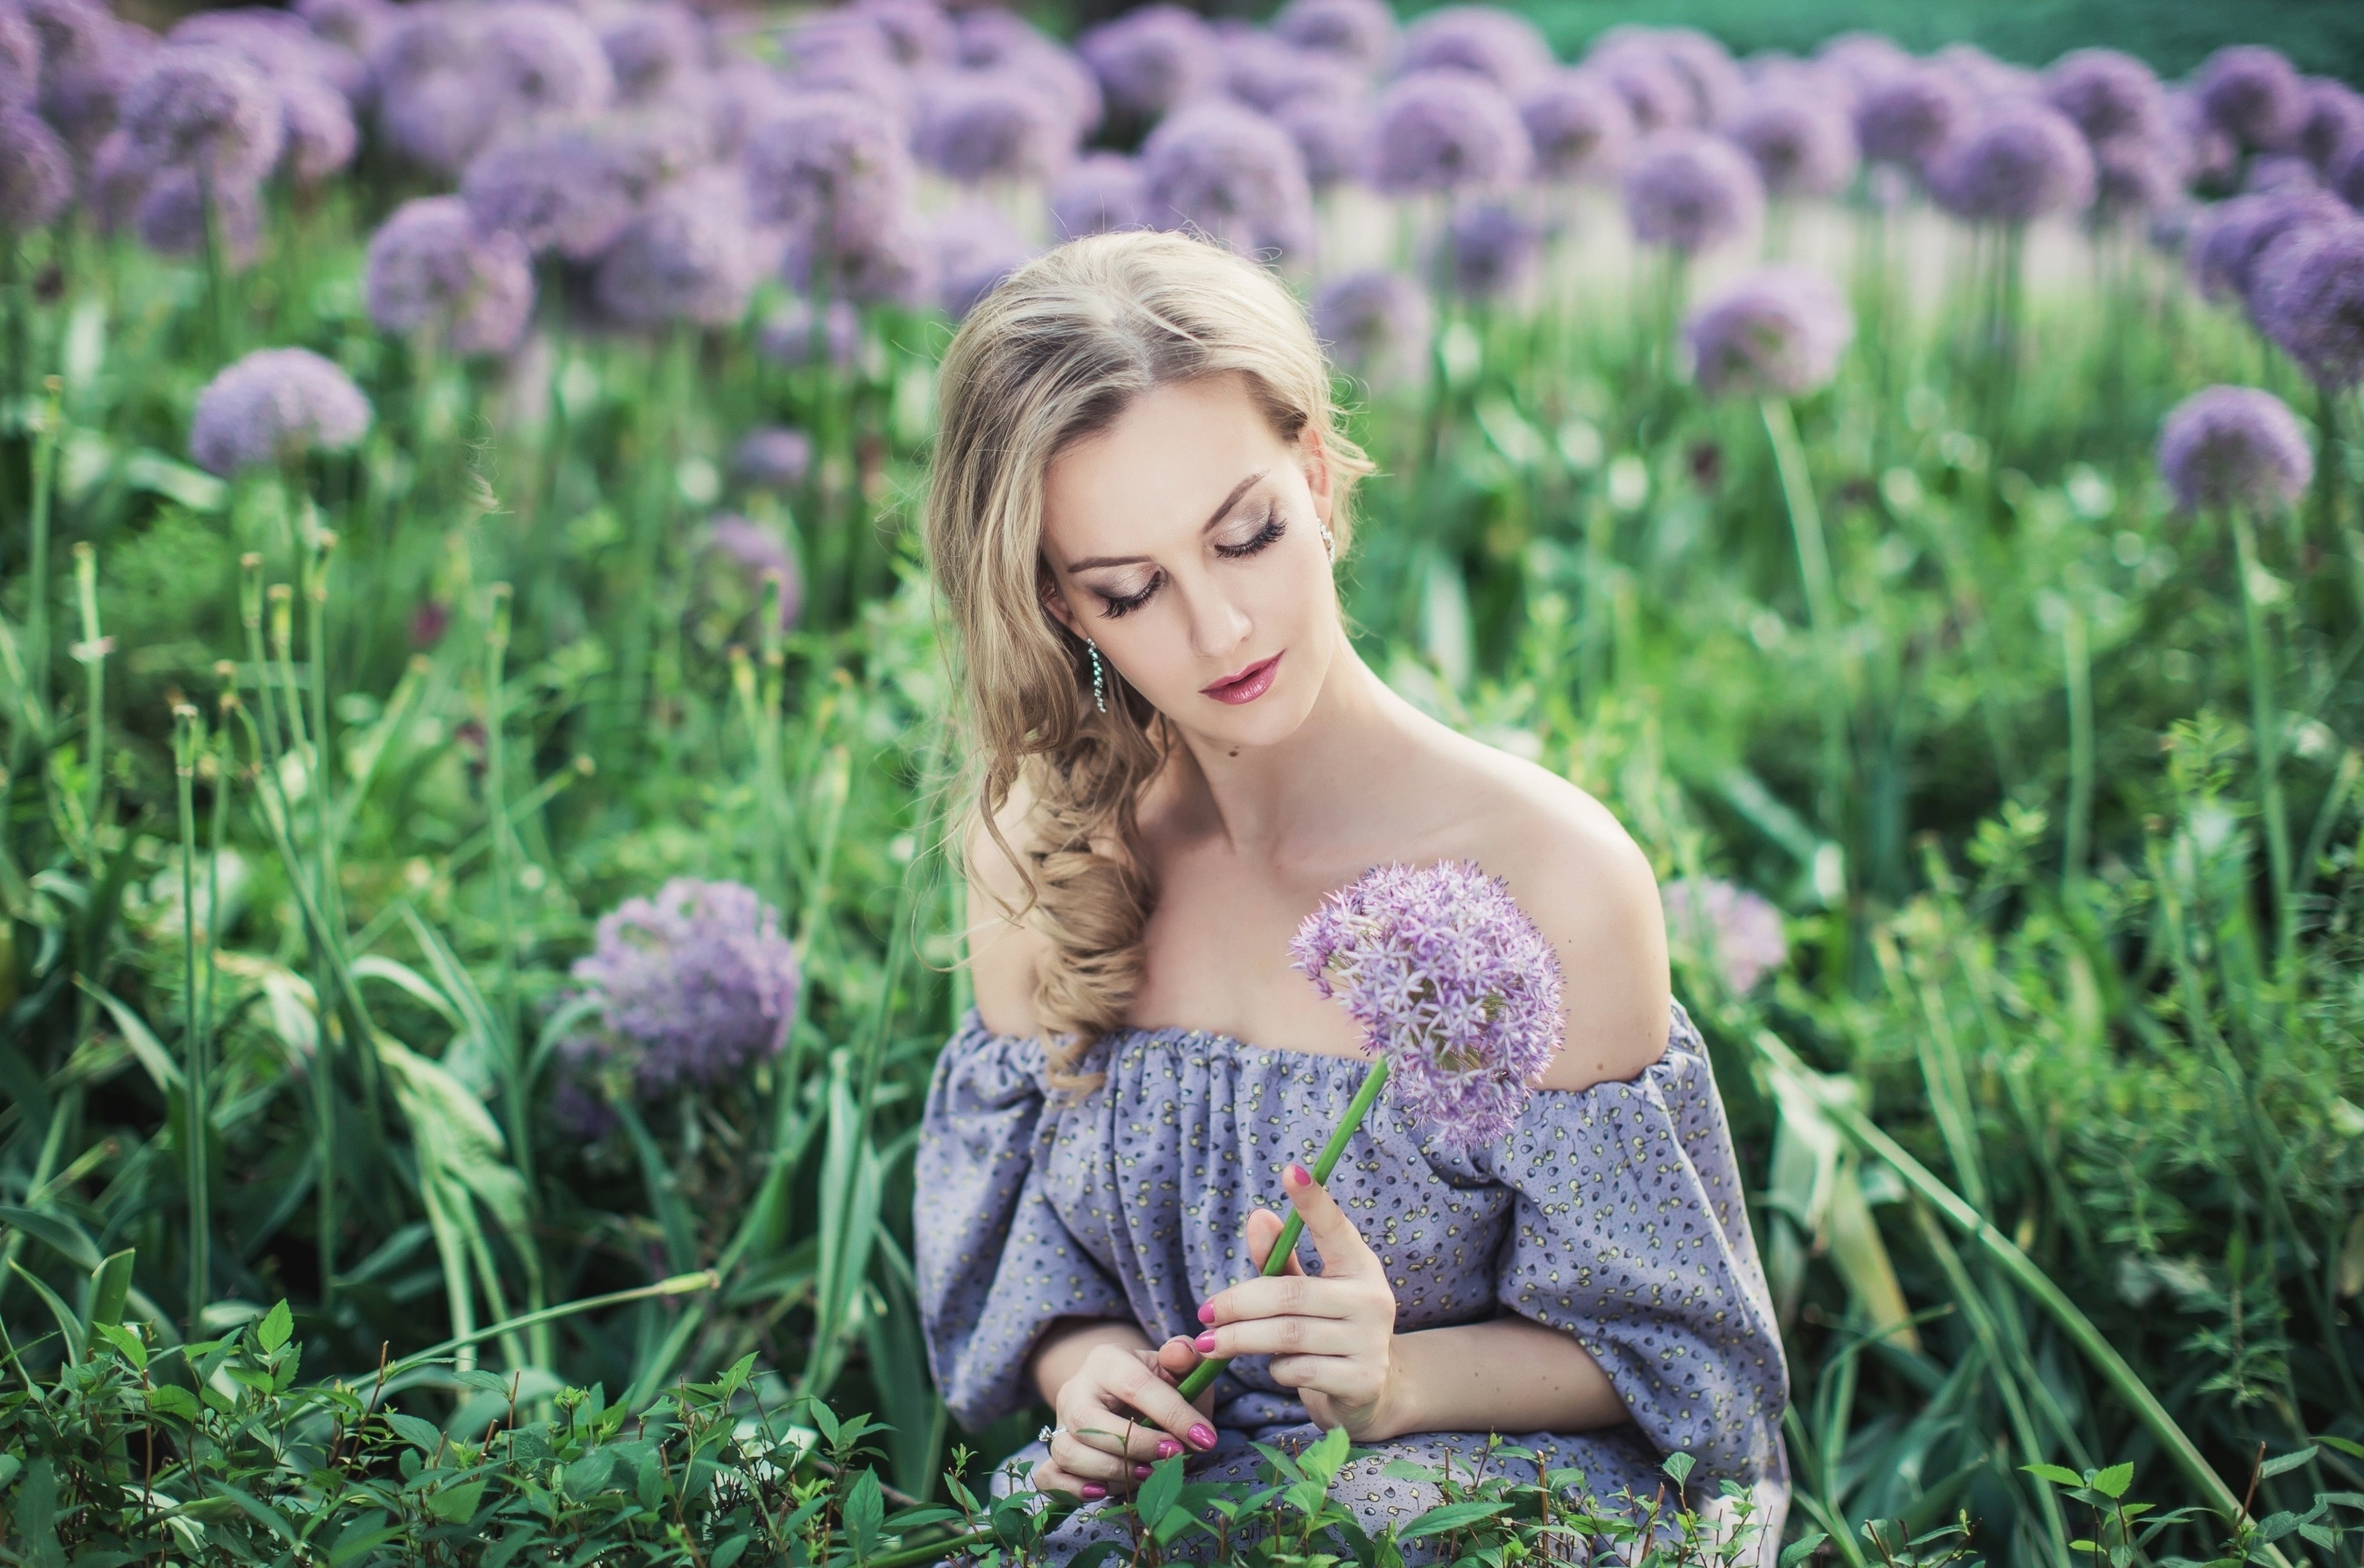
{"left": 925, "top": 229, "right": 1375, "bottom": 1079}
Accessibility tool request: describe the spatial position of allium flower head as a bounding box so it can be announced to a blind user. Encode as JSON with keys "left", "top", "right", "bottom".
{"left": 1271, "top": 0, "right": 1396, "bottom": 74}
{"left": 914, "top": 67, "right": 1076, "bottom": 183}
{"left": 1289, "top": 860, "right": 1565, "bottom": 1150}
{"left": 0, "top": 6, "right": 40, "bottom": 108}
{"left": 707, "top": 515, "right": 805, "bottom": 629}
{"left": 365, "top": 195, "right": 534, "bottom": 356}
{"left": 2156, "top": 385, "right": 2312, "bottom": 514}
{"left": 276, "top": 74, "right": 358, "bottom": 185}
{"left": 2186, "top": 187, "right": 2349, "bottom": 303}
{"left": 171, "top": 8, "right": 366, "bottom": 101}
{"left": 774, "top": 11, "right": 907, "bottom": 119}
{"left": 733, "top": 425, "right": 814, "bottom": 489}
{"left": 2242, "top": 154, "right": 2319, "bottom": 195}
{"left": 1683, "top": 264, "right": 1854, "bottom": 398}
{"left": 741, "top": 89, "right": 913, "bottom": 251}
{"left": 1662, "top": 877, "right": 1786, "bottom": 994}
{"left": 951, "top": 7, "right": 1101, "bottom": 136}
{"left": 1312, "top": 266, "right": 1432, "bottom": 391}
{"left": 1926, "top": 100, "right": 2095, "bottom": 225}
{"left": 1433, "top": 198, "right": 1540, "bottom": 299}
{"left": 1140, "top": 97, "right": 1313, "bottom": 257}
{"left": 189, "top": 346, "right": 372, "bottom": 475}
{"left": 1368, "top": 67, "right": 1532, "bottom": 195}
{"left": 786, "top": 208, "right": 936, "bottom": 307}
{"left": 1814, "top": 32, "right": 1912, "bottom": 95}
{"left": 23, "top": 0, "right": 150, "bottom": 151}
{"left": 2195, "top": 45, "right": 2304, "bottom": 152}
{"left": 2295, "top": 78, "right": 2364, "bottom": 177}
{"left": 595, "top": 169, "right": 768, "bottom": 327}
{"left": 2338, "top": 144, "right": 2364, "bottom": 212}
{"left": 1852, "top": 64, "right": 1968, "bottom": 169}
{"left": 2166, "top": 88, "right": 2238, "bottom": 188}
{"left": 1930, "top": 41, "right": 2033, "bottom": 102}
{"left": 2042, "top": 48, "right": 2168, "bottom": 148}
{"left": 568, "top": 878, "right": 801, "bottom": 1096}
{"left": 599, "top": 3, "right": 707, "bottom": 104}
{"left": 928, "top": 200, "right": 1031, "bottom": 320}
{"left": 1517, "top": 67, "right": 1633, "bottom": 182}
{"left": 476, "top": 2, "right": 614, "bottom": 121}
{"left": 2249, "top": 220, "right": 2364, "bottom": 390}
{"left": 1222, "top": 33, "right": 1360, "bottom": 116}
{"left": 1622, "top": 129, "right": 1762, "bottom": 254}
{"left": 1723, "top": 83, "right": 1858, "bottom": 198}
{"left": 1050, "top": 151, "right": 1148, "bottom": 239}
{"left": 757, "top": 295, "right": 862, "bottom": 368}
{"left": 1079, "top": 3, "right": 1219, "bottom": 123}
{"left": 2092, "top": 136, "right": 2186, "bottom": 222}
{"left": 1590, "top": 47, "right": 1691, "bottom": 136}
{"left": 852, "top": 0, "right": 954, "bottom": 72}
{"left": 1277, "top": 96, "right": 1370, "bottom": 188}
{"left": 134, "top": 168, "right": 263, "bottom": 261}
{"left": 1650, "top": 26, "right": 1746, "bottom": 126}
{"left": 0, "top": 108, "right": 73, "bottom": 229}
{"left": 461, "top": 121, "right": 637, "bottom": 260}
{"left": 294, "top": 0, "right": 392, "bottom": 60}
{"left": 1395, "top": 5, "right": 1551, "bottom": 95}
{"left": 119, "top": 43, "right": 285, "bottom": 184}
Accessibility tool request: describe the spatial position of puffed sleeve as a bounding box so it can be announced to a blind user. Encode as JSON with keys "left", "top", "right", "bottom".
{"left": 1482, "top": 1001, "right": 1789, "bottom": 1491}
{"left": 914, "top": 1010, "right": 1130, "bottom": 1430}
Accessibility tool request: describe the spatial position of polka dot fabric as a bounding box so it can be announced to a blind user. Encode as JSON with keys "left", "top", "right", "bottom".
{"left": 913, "top": 998, "right": 1790, "bottom": 1559}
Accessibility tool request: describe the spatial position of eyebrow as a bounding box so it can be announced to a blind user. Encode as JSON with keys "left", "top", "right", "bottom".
{"left": 1062, "top": 469, "right": 1269, "bottom": 572}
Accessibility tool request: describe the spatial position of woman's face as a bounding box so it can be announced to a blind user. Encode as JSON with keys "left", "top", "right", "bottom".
{"left": 1038, "top": 372, "right": 1340, "bottom": 747}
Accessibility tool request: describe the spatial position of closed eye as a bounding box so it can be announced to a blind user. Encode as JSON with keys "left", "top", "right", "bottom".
{"left": 1098, "top": 575, "right": 1159, "bottom": 618}
{"left": 1215, "top": 511, "right": 1284, "bottom": 559}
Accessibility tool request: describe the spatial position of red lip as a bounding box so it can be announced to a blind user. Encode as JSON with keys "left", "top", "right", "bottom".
{"left": 1201, "top": 651, "right": 1282, "bottom": 704}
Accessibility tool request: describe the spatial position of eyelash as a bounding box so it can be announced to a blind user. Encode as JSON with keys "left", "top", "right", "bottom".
{"left": 1097, "top": 513, "right": 1286, "bottom": 619}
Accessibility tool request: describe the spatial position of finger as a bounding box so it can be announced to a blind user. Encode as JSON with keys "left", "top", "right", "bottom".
{"left": 1242, "top": 1206, "right": 1306, "bottom": 1278}
{"left": 1192, "top": 1313, "right": 1366, "bottom": 1361}
{"left": 1267, "top": 1354, "right": 1384, "bottom": 1403}
{"left": 1204, "top": 1272, "right": 1352, "bottom": 1327}
{"left": 1062, "top": 1406, "right": 1176, "bottom": 1465}
{"left": 1155, "top": 1335, "right": 1201, "bottom": 1381}
{"left": 1279, "top": 1162, "right": 1378, "bottom": 1276}
{"left": 1050, "top": 1429, "right": 1137, "bottom": 1482}
{"left": 1030, "top": 1463, "right": 1108, "bottom": 1503}
{"left": 1086, "top": 1359, "right": 1220, "bottom": 1454}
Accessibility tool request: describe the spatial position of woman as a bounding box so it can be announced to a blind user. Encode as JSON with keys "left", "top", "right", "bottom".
{"left": 913, "top": 229, "right": 1789, "bottom": 1557}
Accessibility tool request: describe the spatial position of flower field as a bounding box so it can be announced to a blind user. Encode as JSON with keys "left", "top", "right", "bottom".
{"left": 2, "top": 0, "right": 2363, "bottom": 1562}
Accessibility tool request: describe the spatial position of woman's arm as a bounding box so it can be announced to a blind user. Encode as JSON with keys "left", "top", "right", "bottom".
{"left": 1374, "top": 1316, "right": 1628, "bottom": 1440}
{"left": 1027, "top": 1317, "right": 1156, "bottom": 1404}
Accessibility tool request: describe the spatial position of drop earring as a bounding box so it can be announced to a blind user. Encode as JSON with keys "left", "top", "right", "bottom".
{"left": 1319, "top": 519, "right": 1336, "bottom": 563}
{"left": 1086, "top": 636, "right": 1108, "bottom": 714}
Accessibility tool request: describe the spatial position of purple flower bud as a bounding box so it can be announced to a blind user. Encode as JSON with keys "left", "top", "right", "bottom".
{"left": 1853, "top": 63, "right": 1970, "bottom": 169}
{"left": 1080, "top": 3, "right": 1220, "bottom": 123}
{"left": 1517, "top": 67, "right": 1633, "bottom": 182}
{"left": 1662, "top": 876, "right": 1786, "bottom": 993}
{"left": 706, "top": 514, "right": 805, "bottom": 628}
{"left": 1395, "top": 5, "right": 1551, "bottom": 95}
{"left": 1925, "top": 101, "right": 2095, "bottom": 225}
{"left": 2295, "top": 77, "right": 2364, "bottom": 178}
{"left": 189, "top": 345, "right": 372, "bottom": 474}
{"left": 132, "top": 166, "right": 263, "bottom": 264}
{"left": 757, "top": 295, "right": 862, "bottom": 368}
{"left": 2186, "top": 188, "right": 2349, "bottom": 302}
{"left": 2041, "top": 48, "right": 2167, "bottom": 148}
{"left": 1432, "top": 198, "right": 1540, "bottom": 299}
{"left": 1140, "top": 97, "right": 1313, "bottom": 257}
{"left": 1368, "top": 67, "right": 1532, "bottom": 196}
{"left": 595, "top": 168, "right": 770, "bottom": 327}
{"left": 2156, "top": 384, "right": 2312, "bottom": 513}
{"left": 1276, "top": 96, "right": 1369, "bottom": 188}
{"left": 119, "top": 43, "right": 285, "bottom": 185}
{"left": 1621, "top": 129, "right": 1762, "bottom": 254}
{"left": 0, "top": 107, "right": 71, "bottom": 229}
{"left": 365, "top": 195, "right": 534, "bottom": 356}
{"left": 1683, "top": 264, "right": 1853, "bottom": 398}
{"left": 732, "top": 426, "right": 813, "bottom": 489}
{"left": 914, "top": 67, "right": 1076, "bottom": 183}
{"left": 1312, "top": 266, "right": 1432, "bottom": 390}
{"left": 1723, "top": 84, "right": 1858, "bottom": 198}
{"left": 2195, "top": 45, "right": 2305, "bottom": 153}
{"left": 741, "top": 88, "right": 913, "bottom": 253}
{"left": 2249, "top": 219, "right": 2364, "bottom": 390}
{"left": 1050, "top": 151, "right": 1148, "bottom": 238}
{"left": 599, "top": 3, "right": 707, "bottom": 105}
{"left": 1271, "top": 0, "right": 1395, "bottom": 74}
{"left": 567, "top": 878, "right": 802, "bottom": 1097}
{"left": 852, "top": 0, "right": 954, "bottom": 72}
{"left": 1222, "top": 32, "right": 1361, "bottom": 116}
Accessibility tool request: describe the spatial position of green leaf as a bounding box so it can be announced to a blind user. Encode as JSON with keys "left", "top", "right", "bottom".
{"left": 1398, "top": 1501, "right": 1513, "bottom": 1543}
{"left": 1661, "top": 1452, "right": 1696, "bottom": 1489}
{"left": 2314, "top": 1436, "right": 2364, "bottom": 1462}
{"left": 90, "top": 1319, "right": 146, "bottom": 1371}
{"left": 1779, "top": 1531, "right": 1831, "bottom": 1568}
{"left": 2258, "top": 1448, "right": 2316, "bottom": 1480}
{"left": 2025, "top": 1465, "right": 2087, "bottom": 1489}
{"left": 1136, "top": 1455, "right": 1186, "bottom": 1531}
{"left": 386, "top": 1411, "right": 447, "bottom": 1454}
{"left": 8, "top": 1259, "right": 87, "bottom": 1363}
{"left": 709, "top": 1535, "right": 752, "bottom": 1568}
{"left": 257, "top": 1298, "right": 293, "bottom": 1354}
{"left": 2092, "top": 1464, "right": 2135, "bottom": 1499}
{"left": 86, "top": 1248, "right": 136, "bottom": 1330}
{"left": 426, "top": 1478, "right": 489, "bottom": 1523}
{"left": 1299, "top": 1424, "right": 1352, "bottom": 1487}
{"left": 0, "top": 1205, "right": 103, "bottom": 1270}
{"left": 845, "top": 1467, "right": 884, "bottom": 1557}
{"left": 16, "top": 1459, "right": 60, "bottom": 1567}
{"left": 148, "top": 1384, "right": 201, "bottom": 1420}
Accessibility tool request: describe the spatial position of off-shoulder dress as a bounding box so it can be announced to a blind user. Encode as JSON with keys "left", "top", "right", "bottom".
{"left": 913, "top": 998, "right": 1790, "bottom": 1558}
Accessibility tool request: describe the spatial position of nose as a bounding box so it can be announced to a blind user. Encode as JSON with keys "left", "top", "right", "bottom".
{"left": 1177, "top": 573, "right": 1252, "bottom": 664}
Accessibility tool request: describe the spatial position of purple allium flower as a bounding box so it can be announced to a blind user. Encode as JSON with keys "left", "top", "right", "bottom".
{"left": 188, "top": 346, "right": 372, "bottom": 475}
{"left": 1651, "top": 26, "right": 1747, "bottom": 127}
{"left": 1683, "top": 264, "right": 1854, "bottom": 398}
{"left": 852, "top": 0, "right": 955, "bottom": 72}
{"left": 914, "top": 67, "right": 1076, "bottom": 183}
{"left": 1852, "top": 63, "right": 1969, "bottom": 169}
{"left": 1814, "top": 32, "right": 1912, "bottom": 95}
{"left": 1925, "top": 100, "right": 2095, "bottom": 225}
{"left": 2186, "top": 188, "right": 2350, "bottom": 302}
{"left": 2250, "top": 220, "right": 2364, "bottom": 390}
{"left": 1394, "top": 5, "right": 1551, "bottom": 95}
{"left": 276, "top": 74, "right": 358, "bottom": 185}
{"left": 1289, "top": 859, "right": 1565, "bottom": 1150}
{"left": 1140, "top": 97, "right": 1313, "bottom": 257}
{"left": 1433, "top": 198, "right": 1540, "bottom": 299}
{"left": 927, "top": 200, "right": 1031, "bottom": 320}
{"left": 1080, "top": 3, "right": 1219, "bottom": 123}
{"left": 1622, "top": 129, "right": 1762, "bottom": 254}
{"left": 1271, "top": 0, "right": 1395, "bottom": 74}
{"left": 2041, "top": 48, "right": 2168, "bottom": 148}
{"left": 1517, "top": 67, "right": 1633, "bottom": 182}
{"left": 2243, "top": 154, "right": 2319, "bottom": 195}
{"left": 707, "top": 514, "right": 806, "bottom": 629}
{"left": 952, "top": 11, "right": 1101, "bottom": 138}
{"left": 1222, "top": 32, "right": 1361, "bottom": 116}
{"left": 775, "top": 11, "right": 909, "bottom": 119}
{"left": 1661, "top": 876, "right": 1786, "bottom": 994}
{"left": 1929, "top": 41, "right": 2033, "bottom": 103}
{"left": 0, "top": 107, "right": 72, "bottom": 229}
{"left": 733, "top": 425, "right": 813, "bottom": 489}
{"left": 1590, "top": 47, "right": 1692, "bottom": 136}
{"left": 476, "top": 2, "right": 614, "bottom": 121}
{"left": 2166, "top": 88, "right": 2239, "bottom": 189}
{"left": 0, "top": 6, "right": 40, "bottom": 108}
{"left": 787, "top": 207, "right": 936, "bottom": 306}
{"left": 1050, "top": 150, "right": 1148, "bottom": 238}
{"left": 2339, "top": 144, "right": 2364, "bottom": 212}
{"left": 1312, "top": 266, "right": 1432, "bottom": 390}
{"left": 1368, "top": 67, "right": 1532, "bottom": 195}
{"left": 171, "top": 8, "right": 366, "bottom": 102}
{"left": 2156, "top": 385, "right": 2313, "bottom": 513}
{"left": 365, "top": 195, "right": 534, "bottom": 356}
{"left": 599, "top": 2, "right": 707, "bottom": 104}
{"left": 460, "top": 121, "right": 637, "bottom": 260}
{"left": 23, "top": 0, "right": 149, "bottom": 151}
{"left": 1723, "top": 84, "right": 1858, "bottom": 198}
{"left": 757, "top": 295, "right": 862, "bottom": 368}
{"left": 2092, "top": 136, "right": 2186, "bottom": 221}
{"left": 2195, "top": 45, "right": 2305, "bottom": 153}
{"left": 119, "top": 44, "right": 285, "bottom": 185}
{"left": 595, "top": 169, "right": 768, "bottom": 327}
{"left": 2296, "top": 77, "right": 2364, "bottom": 177}
{"left": 132, "top": 167, "right": 263, "bottom": 263}
{"left": 740, "top": 89, "right": 912, "bottom": 253}
{"left": 1276, "top": 96, "right": 1369, "bottom": 188}
{"left": 294, "top": 0, "right": 392, "bottom": 61}
{"left": 568, "top": 878, "right": 801, "bottom": 1096}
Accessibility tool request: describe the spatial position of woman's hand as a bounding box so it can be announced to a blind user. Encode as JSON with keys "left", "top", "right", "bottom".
{"left": 1031, "top": 1336, "right": 1220, "bottom": 1501}
{"left": 1184, "top": 1164, "right": 1408, "bottom": 1442}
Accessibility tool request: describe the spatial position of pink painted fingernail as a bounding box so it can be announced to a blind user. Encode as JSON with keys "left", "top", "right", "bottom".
{"left": 1196, "top": 1301, "right": 1215, "bottom": 1325}
{"left": 1134, "top": 1463, "right": 1152, "bottom": 1480}
{"left": 1157, "top": 1439, "right": 1180, "bottom": 1459}
{"left": 1286, "top": 1163, "right": 1312, "bottom": 1187}
{"left": 1193, "top": 1332, "right": 1216, "bottom": 1353}
{"left": 1081, "top": 1483, "right": 1107, "bottom": 1500}
{"left": 1188, "top": 1424, "right": 1217, "bottom": 1451}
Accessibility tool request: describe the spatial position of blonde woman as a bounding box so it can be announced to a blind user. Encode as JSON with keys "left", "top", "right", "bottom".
{"left": 913, "top": 229, "right": 1788, "bottom": 1557}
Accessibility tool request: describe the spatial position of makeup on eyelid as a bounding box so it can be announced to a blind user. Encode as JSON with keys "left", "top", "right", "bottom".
{"left": 1090, "top": 510, "right": 1287, "bottom": 618}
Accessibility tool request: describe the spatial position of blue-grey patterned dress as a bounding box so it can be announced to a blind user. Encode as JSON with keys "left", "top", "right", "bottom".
{"left": 914, "top": 998, "right": 1790, "bottom": 1559}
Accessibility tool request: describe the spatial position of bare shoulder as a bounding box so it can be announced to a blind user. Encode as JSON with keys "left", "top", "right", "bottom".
{"left": 1442, "top": 745, "right": 1672, "bottom": 1091}
{"left": 961, "top": 769, "right": 1053, "bottom": 1037}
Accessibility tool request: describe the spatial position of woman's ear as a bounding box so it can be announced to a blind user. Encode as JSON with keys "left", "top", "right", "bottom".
{"left": 1040, "top": 576, "right": 1080, "bottom": 638}
{"left": 1298, "top": 424, "right": 1335, "bottom": 524}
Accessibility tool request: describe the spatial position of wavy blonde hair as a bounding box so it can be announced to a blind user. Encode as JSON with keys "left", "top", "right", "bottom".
{"left": 925, "top": 229, "right": 1375, "bottom": 1079}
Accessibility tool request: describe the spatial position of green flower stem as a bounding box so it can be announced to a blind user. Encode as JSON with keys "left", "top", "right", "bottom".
{"left": 72, "top": 541, "right": 103, "bottom": 847}
{"left": 1177, "top": 1056, "right": 1391, "bottom": 1403}
{"left": 173, "top": 704, "right": 208, "bottom": 1339}
{"left": 2227, "top": 508, "right": 2293, "bottom": 973}
{"left": 1761, "top": 396, "right": 1850, "bottom": 844}
{"left": 376, "top": 1269, "right": 718, "bottom": 1385}
{"left": 2062, "top": 601, "right": 2093, "bottom": 890}
{"left": 25, "top": 377, "right": 59, "bottom": 739}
